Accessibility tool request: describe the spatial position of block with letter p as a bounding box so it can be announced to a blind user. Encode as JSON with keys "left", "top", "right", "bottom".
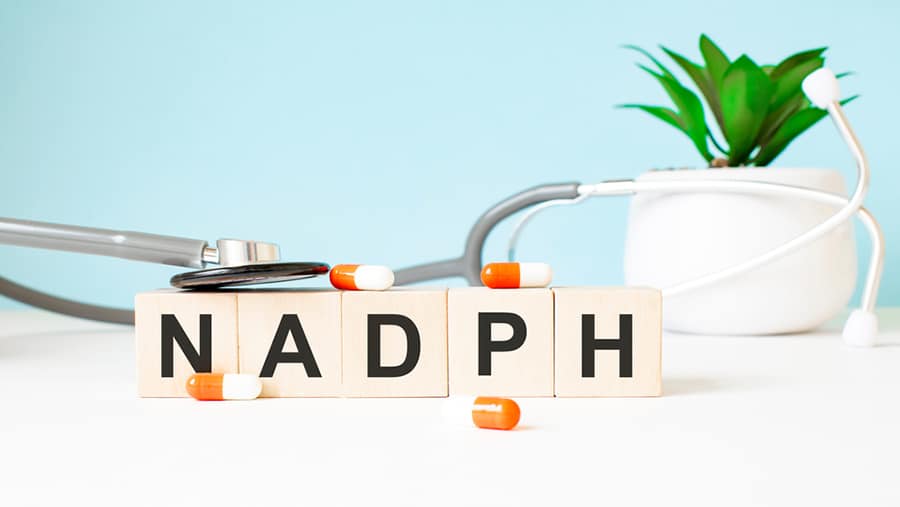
{"left": 448, "top": 288, "right": 554, "bottom": 397}
{"left": 553, "top": 287, "right": 662, "bottom": 397}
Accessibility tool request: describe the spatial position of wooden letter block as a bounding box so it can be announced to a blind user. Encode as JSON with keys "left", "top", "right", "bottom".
{"left": 135, "top": 290, "right": 239, "bottom": 397}
{"left": 237, "top": 290, "right": 342, "bottom": 397}
{"left": 341, "top": 289, "right": 448, "bottom": 397}
{"left": 448, "top": 288, "right": 554, "bottom": 397}
{"left": 553, "top": 287, "right": 662, "bottom": 397}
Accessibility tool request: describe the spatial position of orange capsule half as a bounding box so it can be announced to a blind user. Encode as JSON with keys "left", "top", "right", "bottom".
{"left": 471, "top": 396, "right": 521, "bottom": 430}
{"left": 185, "top": 373, "right": 262, "bottom": 401}
{"left": 481, "top": 262, "right": 552, "bottom": 288}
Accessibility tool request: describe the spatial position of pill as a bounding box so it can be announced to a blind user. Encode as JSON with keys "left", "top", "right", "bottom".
{"left": 185, "top": 373, "right": 262, "bottom": 401}
{"left": 480, "top": 262, "right": 552, "bottom": 289}
{"left": 330, "top": 264, "right": 395, "bottom": 291}
{"left": 442, "top": 396, "right": 521, "bottom": 430}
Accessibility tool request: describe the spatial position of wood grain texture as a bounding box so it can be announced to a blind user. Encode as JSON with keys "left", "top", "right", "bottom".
{"left": 237, "top": 290, "right": 342, "bottom": 397}
{"left": 341, "top": 288, "right": 448, "bottom": 397}
{"left": 553, "top": 287, "right": 662, "bottom": 397}
{"left": 448, "top": 288, "right": 554, "bottom": 397}
{"left": 135, "top": 290, "right": 238, "bottom": 397}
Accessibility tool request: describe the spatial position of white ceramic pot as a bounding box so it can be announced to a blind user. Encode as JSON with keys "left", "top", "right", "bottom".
{"left": 623, "top": 168, "right": 856, "bottom": 335}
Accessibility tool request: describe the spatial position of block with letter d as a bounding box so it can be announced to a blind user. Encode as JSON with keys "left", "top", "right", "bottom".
{"left": 341, "top": 288, "right": 448, "bottom": 397}
{"left": 553, "top": 287, "right": 662, "bottom": 397}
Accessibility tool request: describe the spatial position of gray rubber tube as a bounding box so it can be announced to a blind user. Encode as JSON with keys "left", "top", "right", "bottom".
{"left": 0, "top": 218, "right": 209, "bottom": 268}
{"left": 0, "top": 275, "right": 134, "bottom": 325}
{"left": 0, "top": 182, "right": 580, "bottom": 324}
{"left": 395, "top": 182, "right": 581, "bottom": 286}
{"left": 0, "top": 217, "right": 208, "bottom": 324}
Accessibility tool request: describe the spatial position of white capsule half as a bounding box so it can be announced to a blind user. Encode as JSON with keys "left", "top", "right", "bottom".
{"left": 441, "top": 396, "right": 478, "bottom": 428}
{"left": 221, "top": 374, "right": 263, "bottom": 400}
{"left": 519, "top": 262, "right": 553, "bottom": 287}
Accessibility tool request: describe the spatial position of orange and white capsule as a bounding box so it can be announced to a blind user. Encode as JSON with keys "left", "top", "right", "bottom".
{"left": 480, "top": 262, "right": 552, "bottom": 289}
{"left": 442, "top": 396, "right": 521, "bottom": 430}
{"left": 185, "top": 373, "right": 262, "bottom": 401}
{"left": 330, "top": 264, "right": 395, "bottom": 291}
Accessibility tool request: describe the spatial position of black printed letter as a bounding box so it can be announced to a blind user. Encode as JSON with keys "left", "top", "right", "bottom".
{"left": 259, "top": 314, "right": 322, "bottom": 378}
{"left": 161, "top": 314, "right": 212, "bottom": 377}
{"left": 367, "top": 314, "right": 421, "bottom": 377}
{"left": 581, "top": 314, "right": 632, "bottom": 378}
{"left": 478, "top": 312, "right": 527, "bottom": 375}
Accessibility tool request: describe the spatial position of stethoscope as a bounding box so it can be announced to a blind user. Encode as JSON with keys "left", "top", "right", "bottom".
{"left": 0, "top": 69, "right": 884, "bottom": 346}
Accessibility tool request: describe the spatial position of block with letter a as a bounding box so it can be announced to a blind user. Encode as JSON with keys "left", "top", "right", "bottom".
{"left": 237, "top": 290, "right": 342, "bottom": 397}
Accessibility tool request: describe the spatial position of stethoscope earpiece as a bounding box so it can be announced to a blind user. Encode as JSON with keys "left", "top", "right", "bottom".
{"left": 0, "top": 68, "right": 884, "bottom": 344}
{"left": 842, "top": 309, "right": 879, "bottom": 347}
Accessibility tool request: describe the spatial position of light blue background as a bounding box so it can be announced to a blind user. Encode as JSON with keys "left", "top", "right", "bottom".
{"left": 1, "top": 1, "right": 897, "bottom": 310}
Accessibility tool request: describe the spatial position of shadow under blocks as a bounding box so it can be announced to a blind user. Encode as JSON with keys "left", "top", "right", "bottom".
{"left": 135, "top": 287, "right": 662, "bottom": 398}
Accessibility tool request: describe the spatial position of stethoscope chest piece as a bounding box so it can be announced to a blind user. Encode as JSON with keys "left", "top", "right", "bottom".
{"left": 170, "top": 261, "right": 330, "bottom": 289}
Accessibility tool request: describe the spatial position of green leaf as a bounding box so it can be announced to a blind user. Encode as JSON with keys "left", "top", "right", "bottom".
{"left": 720, "top": 55, "right": 774, "bottom": 165}
{"left": 699, "top": 34, "right": 729, "bottom": 86}
{"left": 770, "top": 47, "right": 827, "bottom": 80}
{"left": 637, "top": 65, "right": 713, "bottom": 161}
{"left": 707, "top": 126, "right": 729, "bottom": 155}
{"left": 661, "top": 46, "right": 724, "bottom": 128}
{"left": 623, "top": 45, "right": 676, "bottom": 79}
{"left": 769, "top": 56, "right": 824, "bottom": 111}
{"left": 755, "top": 94, "right": 806, "bottom": 148}
{"left": 618, "top": 104, "right": 685, "bottom": 132}
{"left": 753, "top": 95, "right": 858, "bottom": 165}
{"left": 752, "top": 108, "right": 826, "bottom": 165}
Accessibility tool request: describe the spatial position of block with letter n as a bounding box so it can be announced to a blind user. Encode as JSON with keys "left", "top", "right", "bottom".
{"left": 135, "top": 290, "right": 239, "bottom": 397}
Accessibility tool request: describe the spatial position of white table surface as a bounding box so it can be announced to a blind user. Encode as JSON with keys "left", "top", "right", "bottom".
{"left": 1, "top": 308, "right": 898, "bottom": 507}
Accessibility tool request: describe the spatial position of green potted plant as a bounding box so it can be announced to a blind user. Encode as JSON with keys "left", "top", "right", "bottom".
{"left": 620, "top": 35, "right": 859, "bottom": 335}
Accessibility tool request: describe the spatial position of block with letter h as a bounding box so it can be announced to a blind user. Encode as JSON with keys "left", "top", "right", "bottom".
{"left": 553, "top": 287, "right": 661, "bottom": 397}
{"left": 446, "top": 287, "right": 660, "bottom": 397}
{"left": 135, "top": 286, "right": 660, "bottom": 398}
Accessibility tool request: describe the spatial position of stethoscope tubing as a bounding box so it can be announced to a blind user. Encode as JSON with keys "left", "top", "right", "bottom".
{"left": 397, "top": 101, "right": 880, "bottom": 312}
{"left": 0, "top": 97, "right": 881, "bottom": 329}
{"left": 507, "top": 179, "right": 882, "bottom": 312}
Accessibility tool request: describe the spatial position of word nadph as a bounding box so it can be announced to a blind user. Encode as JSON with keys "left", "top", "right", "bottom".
{"left": 135, "top": 287, "right": 662, "bottom": 398}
